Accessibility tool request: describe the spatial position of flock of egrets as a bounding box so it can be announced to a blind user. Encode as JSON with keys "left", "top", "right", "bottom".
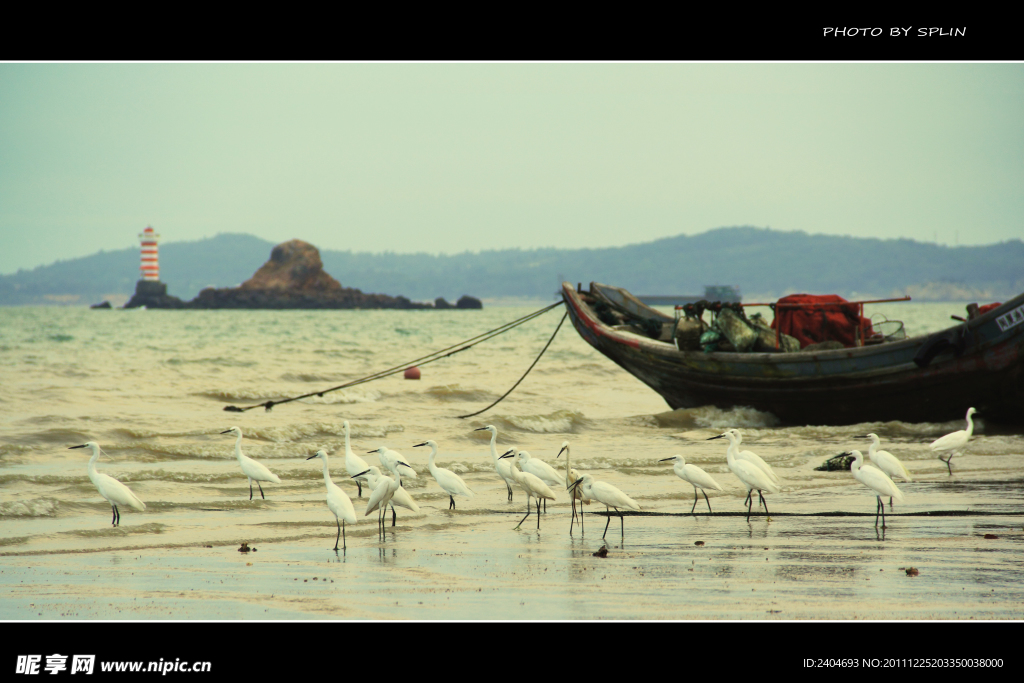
{"left": 69, "top": 407, "right": 977, "bottom": 549}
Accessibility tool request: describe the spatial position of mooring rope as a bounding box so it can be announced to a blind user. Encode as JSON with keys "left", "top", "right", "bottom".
{"left": 457, "top": 311, "right": 568, "bottom": 419}
{"left": 222, "top": 301, "right": 565, "bottom": 413}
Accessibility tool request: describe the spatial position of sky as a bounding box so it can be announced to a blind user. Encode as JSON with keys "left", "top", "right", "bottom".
{"left": 1, "top": 62, "right": 1022, "bottom": 274}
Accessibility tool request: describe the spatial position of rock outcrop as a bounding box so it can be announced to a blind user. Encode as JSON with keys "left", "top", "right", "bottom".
{"left": 124, "top": 239, "right": 480, "bottom": 310}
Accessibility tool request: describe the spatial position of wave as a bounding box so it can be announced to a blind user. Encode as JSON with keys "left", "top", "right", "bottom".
{"left": 0, "top": 497, "right": 60, "bottom": 517}
{"left": 421, "top": 384, "right": 499, "bottom": 403}
{"left": 482, "top": 409, "right": 591, "bottom": 434}
{"left": 652, "top": 405, "right": 782, "bottom": 430}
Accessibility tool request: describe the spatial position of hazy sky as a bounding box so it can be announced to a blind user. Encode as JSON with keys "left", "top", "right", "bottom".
{"left": 1, "top": 62, "right": 1022, "bottom": 274}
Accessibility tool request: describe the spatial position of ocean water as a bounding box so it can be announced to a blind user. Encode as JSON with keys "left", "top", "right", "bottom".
{"left": 1, "top": 301, "right": 1022, "bottom": 619}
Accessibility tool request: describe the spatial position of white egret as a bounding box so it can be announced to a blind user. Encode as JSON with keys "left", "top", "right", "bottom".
{"left": 499, "top": 450, "right": 555, "bottom": 529}
{"left": 659, "top": 454, "right": 724, "bottom": 514}
{"left": 861, "top": 433, "right": 912, "bottom": 507}
{"left": 556, "top": 441, "right": 590, "bottom": 533}
{"left": 341, "top": 420, "right": 371, "bottom": 497}
{"left": 362, "top": 466, "right": 420, "bottom": 516}
{"left": 708, "top": 431, "right": 780, "bottom": 521}
{"left": 845, "top": 450, "right": 904, "bottom": 528}
{"left": 515, "top": 450, "right": 561, "bottom": 512}
{"left": 567, "top": 474, "right": 640, "bottom": 539}
{"left": 221, "top": 426, "right": 281, "bottom": 500}
{"left": 367, "top": 446, "right": 417, "bottom": 481}
{"left": 69, "top": 442, "right": 146, "bottom": 526}
{"left": 415, "top": 440, "right": 474, "bottom": 509}
{"left": 929, "top": 407, "right": 976, "bottom": 475}
{"left": 726, "top": 428, "right": 781, "bottom": 488}
{"left": 306, "top": 450, "right": 357, "bottom": 550}
{"left": 354, "top": 457, "right": 414, "bottom": 532}
{"left": 474, "top": 425, "right": 515, "bottom": 501}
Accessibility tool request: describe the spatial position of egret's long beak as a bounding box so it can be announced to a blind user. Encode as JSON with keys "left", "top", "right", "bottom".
{"left": 557, "top": 445, "right": 567, "bottom": 458}
{"left": 306, "top": 454, "right": 319, "bottom": 460}
{"left": 413, "top": 442, "right": 428, "bottom": 448}
{"left": 499, "top": 452, "right": 514, "bottom": 460}
{"left": 352, "top": 470, "right": 371, "bottom": 478}
{"left": 500, "top": 449, "right": 515, "bottom": 458}
{"left": 366, "top": 450, "right": 377, "bottom": 454}
{"left": 854, "top": 435, "right": 868, "bottom": 439}
{"left": 69, "top": 444, "right": 88, "bottom": 449}
{"left": 220, "top": 429, "right": 233, "bottom": 434}
{"left": 473, "top": 427, "right": 490, "bottom": 432}
{"left": 397, "top": 461, "right": 411, "bottom": 469}
{"left": 707, "top": 434, "right": 726, "bottom": 441}
{"left": 658, "top": 457, "right": 675, "bottom": 462}
{"left": 567, "top": 477, "right": 583, "bottom": 491}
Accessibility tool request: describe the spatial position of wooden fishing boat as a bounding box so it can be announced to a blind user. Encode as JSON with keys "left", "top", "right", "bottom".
{"left": 561, "top": 281, "right": 1024, "bottom": 425}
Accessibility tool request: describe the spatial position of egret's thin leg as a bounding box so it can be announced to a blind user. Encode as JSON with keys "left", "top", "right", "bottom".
{"left": 249, "top": 479, "right": 254, "bottom": 501}
{"left": 602, "top": 507, "right": 612, "bottom": 539}
{"left": 391, "top": 505, "right": 397, "bottom": 527}
{"left": 111, "top": 506, "right": 117, "bottom": 526}
{"left": 537, "top": 500, "right": 542, "bottom": 529}
{"left": 515, "top": 498, "right": 531, "bottom": 529}
{"left": 758, "top": 490, "right": 767, "bottom": 510}
{"left": 356, "top": 481, "right": 362, "bottom": 498}
{"left": 691, "top": 486, "right": 698, "bottom": 514}
{"left": 746, "top": 492, "right": 753, "bottom": 522}
{"left": 569, "top": 495, "right": 576, "bottom": 534}
{"left": 449, "top": 495, "right": 455, "bottom": 510}
{"left": 619, "top": 508, "right": 625, "bottom": 537}
{"left": 334, "top": 519, "right": 341, "bottom": 550}
{"left": 703, "top": 489, "right": 712, "bottom": 514}
{"left": 507, "top": 483, "right": 513, "bottom": 501}
{"left": 258, "top": 482, "right": 265, "bottom": 500}
{"left": 874, "top": 497, "right": 881, "bottom": 527}
{"left": 342, "top": 520, "right": 346, "bottom": 550}
{"left": 762, "top": 494, "right": 770, "bottom": 519}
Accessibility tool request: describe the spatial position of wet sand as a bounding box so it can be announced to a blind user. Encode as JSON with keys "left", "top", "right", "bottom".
{"left": 2, "top": 467, "right": 1021, "bottom": 621}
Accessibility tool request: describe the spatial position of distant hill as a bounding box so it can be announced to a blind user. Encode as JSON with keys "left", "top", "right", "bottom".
{"left": 2, "top": 227, "right": 1022, "bottom": 306}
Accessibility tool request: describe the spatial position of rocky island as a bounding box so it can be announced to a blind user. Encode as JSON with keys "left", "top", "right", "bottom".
{"left": 123, "top": 240, "right": 482, "bottom": 310}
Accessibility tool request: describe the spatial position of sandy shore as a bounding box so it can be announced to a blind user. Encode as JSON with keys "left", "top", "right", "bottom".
{"left": 2, "top": 474, "right": 1021, "bottom": 621}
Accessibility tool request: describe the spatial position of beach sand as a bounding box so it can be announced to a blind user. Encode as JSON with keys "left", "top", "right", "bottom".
{"left": 3, "top": 468, "right": 1021, "bottom": 621}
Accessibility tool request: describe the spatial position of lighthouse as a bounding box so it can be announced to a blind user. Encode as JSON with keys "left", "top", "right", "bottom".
{"left": 139, "top": 226, "right": 160, "bottom": 281}
{"left": 123, "top": 225, "right": 182, "bottom": 308}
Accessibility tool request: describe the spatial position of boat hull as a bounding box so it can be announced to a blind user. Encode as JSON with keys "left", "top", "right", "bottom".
{"left": 562, "top": 282, "right": 1024, "bottom": 425}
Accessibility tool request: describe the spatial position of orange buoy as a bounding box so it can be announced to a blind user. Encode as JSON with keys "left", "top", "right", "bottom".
{"left": 404, "top": 366, "right": 421, "bottom": 380}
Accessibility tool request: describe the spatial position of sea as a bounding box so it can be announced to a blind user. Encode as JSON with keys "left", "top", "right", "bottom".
{"left": 1, "top": 300, "right": 1022, "bottom": 621}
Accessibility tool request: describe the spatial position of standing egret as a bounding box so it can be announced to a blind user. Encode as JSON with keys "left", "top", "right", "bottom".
{"left": 726, "top": 429, "right": 781, "bottom": 489}
{"left": 474, "top": 425, "right": 515, "bottom": 501}
{"left": 367, "top": 446, "right": 417, "bottom": 481}
{"left": 355, "top": 458, "right": 414, "bottom": 532}
{"left": 221, "top": 427, "right": 281, "bottom": 500}
{"left": 69, "top": 442, "right": 145, "bottom": 526}
{"left": 557, "top": 441, "right": 590, "bottom": 533}
{"left": 361, "top": 466, "right": 420, "bottom": 516}
{"left": 415, "top": 440, "right": 474, "bottom": 509}
{"left": 708, "top": 431, "right": 780, "bottom": 522}
{"left": 844, "top": 450, "right": 904, "bottom": 528}
{"left": 306, "top": 450, "right": 357, "bottom": 550}
{"left": 515, "top": 450, "right": 561, "bottom": 512}
{"left": 567, "top": 474, "right": 640, "bottom": 539}
{"left": 929, "top": 407, "right": 976, "bottom": 475}
{"left": 659, "top": 454, "right": 724, "bottom": 514}
{"left": 861, "top": 433, "right": 912, "bottom": 506}
{"left": 341, "top": 420, "right": 371, "bottom": 497}
{"left": 499, "top": 450, "right": 555, "bottom": 529}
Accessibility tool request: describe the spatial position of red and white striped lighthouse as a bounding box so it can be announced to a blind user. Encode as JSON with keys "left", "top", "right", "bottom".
{"left": 139, "top": 226, "right": 160, "bottom": 281}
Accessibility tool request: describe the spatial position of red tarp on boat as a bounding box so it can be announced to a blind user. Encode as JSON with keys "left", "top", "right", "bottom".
{"left": 771, "top": 294, "right": 874, "bottom": 348}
